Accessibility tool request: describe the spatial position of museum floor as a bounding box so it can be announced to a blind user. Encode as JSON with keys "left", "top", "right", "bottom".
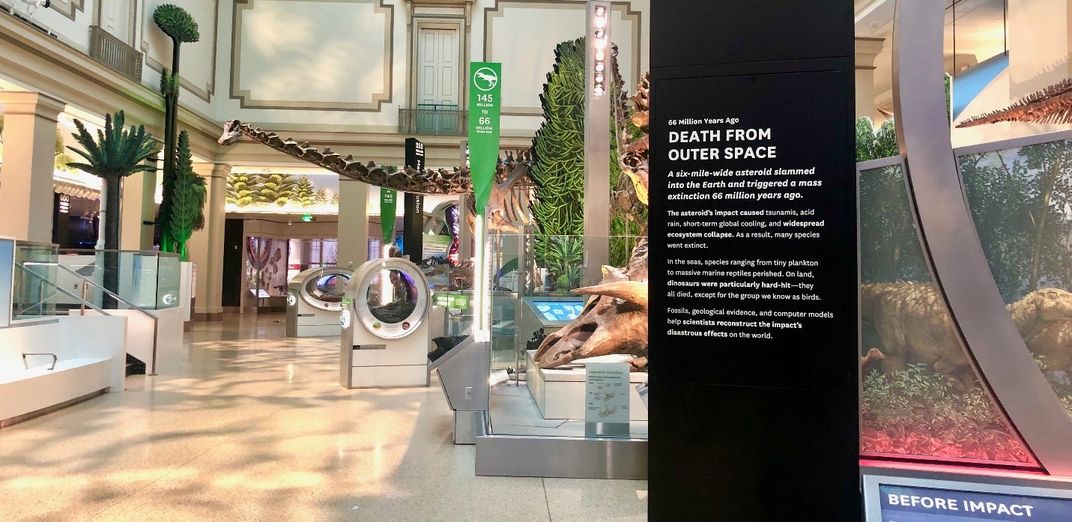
{"left": 0, "top": 314, "right": 648, "bottom": 521}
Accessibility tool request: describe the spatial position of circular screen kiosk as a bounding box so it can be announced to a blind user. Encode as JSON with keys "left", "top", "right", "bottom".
{"left": 286, "top": 268, "right": 354, "bottom": 337}
{"left": 341, "top": 258, "right": 434, "bottom": 389}
{"left": 354, "top": 260, "right": 428, "bottom": 340}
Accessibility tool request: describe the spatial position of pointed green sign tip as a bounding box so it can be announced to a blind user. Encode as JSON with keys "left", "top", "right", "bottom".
{"left": 467, "top": 62, "right": 503, "bottom": 216}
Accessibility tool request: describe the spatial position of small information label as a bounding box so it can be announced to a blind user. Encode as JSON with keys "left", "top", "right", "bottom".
{"left": 585, "top": 362, "right": 630, "bottom": 437}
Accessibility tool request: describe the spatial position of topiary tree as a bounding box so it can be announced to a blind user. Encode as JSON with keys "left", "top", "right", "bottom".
{"left": 530, "top": 38, "right": 627, "bottom": 289}
{"left": 531, "top": 39, "right": 585, "bottom": 281}
{"left": 166, "top": 131, "right": 207, "bottom": 261}
{"left": 67, "top": 111, "right": 160, "bottom": 300}
{"left": 153, "top": 3, "right": 200, "bottom": 254}
{"left": 257, "top": 173, "right": 297, "bottom": 206}
{"left": 226, "top": 172, "right": 258, "bottom": 207}
{"left": 294, "top": 176, "right": 315, "bottom": 207}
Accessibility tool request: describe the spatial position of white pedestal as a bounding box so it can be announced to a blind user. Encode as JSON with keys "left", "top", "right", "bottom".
{"left": 526, "top": 350, "right": 648, "bottom": 421}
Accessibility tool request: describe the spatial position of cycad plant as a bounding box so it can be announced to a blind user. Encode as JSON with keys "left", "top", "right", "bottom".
{"left": 166, "top": 131, "right": 207, "bottom": 261}
{"left": 67, "top": 111, "right": 159, "bottom": 251}
{"left": 67, "top": 111, "right": 159, "bottom": 301}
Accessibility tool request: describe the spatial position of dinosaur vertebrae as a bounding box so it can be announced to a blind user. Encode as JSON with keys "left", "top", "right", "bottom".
{"left": 958, "top": 78, "right": 1072, "bottom": 127}
{"left": 230, "top": 121, "right": 530, "bottom": 195}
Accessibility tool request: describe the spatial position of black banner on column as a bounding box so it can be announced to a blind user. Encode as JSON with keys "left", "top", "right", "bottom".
{"left": 649, "top": 2, "right": 859, "bottom": 520}
{"left": 403, "top": 138, "right": 425, "bottom": 263}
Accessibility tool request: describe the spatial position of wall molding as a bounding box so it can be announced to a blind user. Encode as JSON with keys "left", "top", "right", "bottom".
{"left": 229, "top": 0, "right": 395, "bottom": 112}
{"left": 482, "top": 0, "right": 642, "bottom": 116}
{"left": 140, "top": 0, "right": 220, "bottom": 103}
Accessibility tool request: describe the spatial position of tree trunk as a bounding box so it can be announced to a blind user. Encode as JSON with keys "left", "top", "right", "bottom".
{"left": 102, "top": 176, "right": 122, "bottom": 309}
{"left": 1029, "top": 156, "right": 1065, "bottom": 290}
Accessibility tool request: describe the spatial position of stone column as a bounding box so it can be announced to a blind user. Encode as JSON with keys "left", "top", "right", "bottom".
{"left": 337, "top": 178, "right": 369, "bottom": 268}
{"left": 855, "top": 37, "right": 885, "bottom": 120}
{"left": 188, "top": 162, "right": 229, "bottom": 320}
{"left": 119, "top": 165, "right": 158, "bottom": 251}
{"left": 0, "top": 91, "right": 66, "bottom": 242}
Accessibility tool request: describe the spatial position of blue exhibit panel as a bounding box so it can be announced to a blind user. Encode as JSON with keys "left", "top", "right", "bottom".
{"left": 879, "top": 484, "right": 1072, "bottom": 522}
{"left": 530, "top": 300, "right": 585, "bottom": 323}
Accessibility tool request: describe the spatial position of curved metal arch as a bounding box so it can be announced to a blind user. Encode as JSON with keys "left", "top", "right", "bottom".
{"left": 893, "top": 0, "right": 1072, "bottom": 475}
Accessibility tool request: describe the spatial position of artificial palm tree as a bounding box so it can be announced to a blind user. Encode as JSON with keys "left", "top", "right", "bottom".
{"left": 67, "top": 111, "right": 159, "bottom": 300}
{"left": 67, "top": 111, "right": 159, "bottom": 250}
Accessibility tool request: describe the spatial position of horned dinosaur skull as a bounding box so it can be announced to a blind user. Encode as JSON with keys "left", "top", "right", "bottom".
{"left": 534, "top": 240, "right": 649, "bottom": 370}
{"left": 533, "top": 74, "right": 652, "bottom": 370}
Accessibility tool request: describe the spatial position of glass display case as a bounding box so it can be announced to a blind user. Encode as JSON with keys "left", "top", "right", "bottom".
{"left": 858, "top": 159, "right": 1039, "bottom": 467}
{"left": 56, "top": 248, "right": 181, "bottom": 310}
{"left": 486, "top": 232, "right": 649, "bottom": 441}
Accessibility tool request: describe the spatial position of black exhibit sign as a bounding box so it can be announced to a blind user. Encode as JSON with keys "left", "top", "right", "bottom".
{"left": 403, "top": 138, "right": 425, "bottom": 263}
{"left": 649, "top": 2, "right": 858, "bottom": 520}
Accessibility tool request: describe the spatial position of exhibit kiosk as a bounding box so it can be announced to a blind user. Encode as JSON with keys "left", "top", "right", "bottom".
{"left": 286, "top": 267, "right": 352, "bottom": 337}
{"left": 339, "top": 258, "right": 435, "bottom": 388}
{"left": 515, "top": 296, "right": 585, "bottom": 344}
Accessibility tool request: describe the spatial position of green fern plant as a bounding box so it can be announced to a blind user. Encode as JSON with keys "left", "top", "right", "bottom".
{"left": 166, "top": 131, "right": 207, "bottom": 261}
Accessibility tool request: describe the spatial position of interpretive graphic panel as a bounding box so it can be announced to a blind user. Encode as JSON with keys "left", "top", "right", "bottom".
{"left": 649, "top": 2, "right": 856, "bottom": 518}
{"left": 878, "top": 484, "right": 1072, "bottom": 522}
{"left": 584, "top": 362, "right": 630, "bottom": 437}
{"left": 652, "top": 71, "right": 857, "bottom": 388}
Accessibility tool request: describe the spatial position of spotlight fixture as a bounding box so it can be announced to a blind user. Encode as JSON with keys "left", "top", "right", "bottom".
{"left": 589, "top": 1, "right": 610, "bottom": 98}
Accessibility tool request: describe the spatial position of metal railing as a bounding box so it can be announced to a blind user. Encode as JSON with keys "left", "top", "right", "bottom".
{"left": 14, "top": 261, "right": 161, "bottom": 375}
{"left": 399, "top": 105, "right": 467, "bottom": 136}
{"left": 88, "top": 25, "right": 143, "bottom": 82}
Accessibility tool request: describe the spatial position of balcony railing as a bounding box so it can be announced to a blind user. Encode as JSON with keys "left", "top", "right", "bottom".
{"left": 399, "top": 104, "right": 467, "bottom": 136}
{"left": 88, "top": 26, "right": 143, "bottom": 82}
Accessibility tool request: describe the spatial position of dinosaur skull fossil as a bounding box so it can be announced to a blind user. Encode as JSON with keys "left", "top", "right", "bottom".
{"left": 534, "top": 274, "right": 649, "bottom": 370}
{"left": 534, "top": 241, "right": 649, "bottom": 370}
{"left": 219, "top": 120, "right": 242, "bottom": 145}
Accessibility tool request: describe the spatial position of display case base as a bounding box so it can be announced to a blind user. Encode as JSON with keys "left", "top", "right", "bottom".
{"left": 345, "top": 364, "right": 428, "bottom": 389}
{"left": 526, "top": 350, "right": 648, "bottom": 421}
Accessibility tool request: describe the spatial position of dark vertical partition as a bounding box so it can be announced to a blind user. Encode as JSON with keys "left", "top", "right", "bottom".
{"left": 648, "top": 2, "right": 859, "bottom": 519}
{"left": 403, "top": 138, "right": 426, "bottom": 263}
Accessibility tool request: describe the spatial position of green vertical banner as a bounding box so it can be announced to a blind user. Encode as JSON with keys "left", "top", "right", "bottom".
{"left": 468, "top": 62, "right": 502, "bottom": 215}
{"left": 380, "top": 188, "right": 397, "bottom": 243}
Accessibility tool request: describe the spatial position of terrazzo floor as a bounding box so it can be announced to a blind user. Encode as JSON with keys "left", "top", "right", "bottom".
{"left": 0, "top": 314, "right": 647, "bottom": 521}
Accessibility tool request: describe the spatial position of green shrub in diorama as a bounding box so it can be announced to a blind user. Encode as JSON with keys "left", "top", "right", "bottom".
{"left": 861, "top": 365, "right": 1033, "bottom": 463}
{"left": 67, "top": 111, "right": 160, "bottom": 298}
{"left": 153, "top": 3, "right": 200, "bottom": 254}
{"left": 166, "top": 131, "right": 207, "bottom": 261}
